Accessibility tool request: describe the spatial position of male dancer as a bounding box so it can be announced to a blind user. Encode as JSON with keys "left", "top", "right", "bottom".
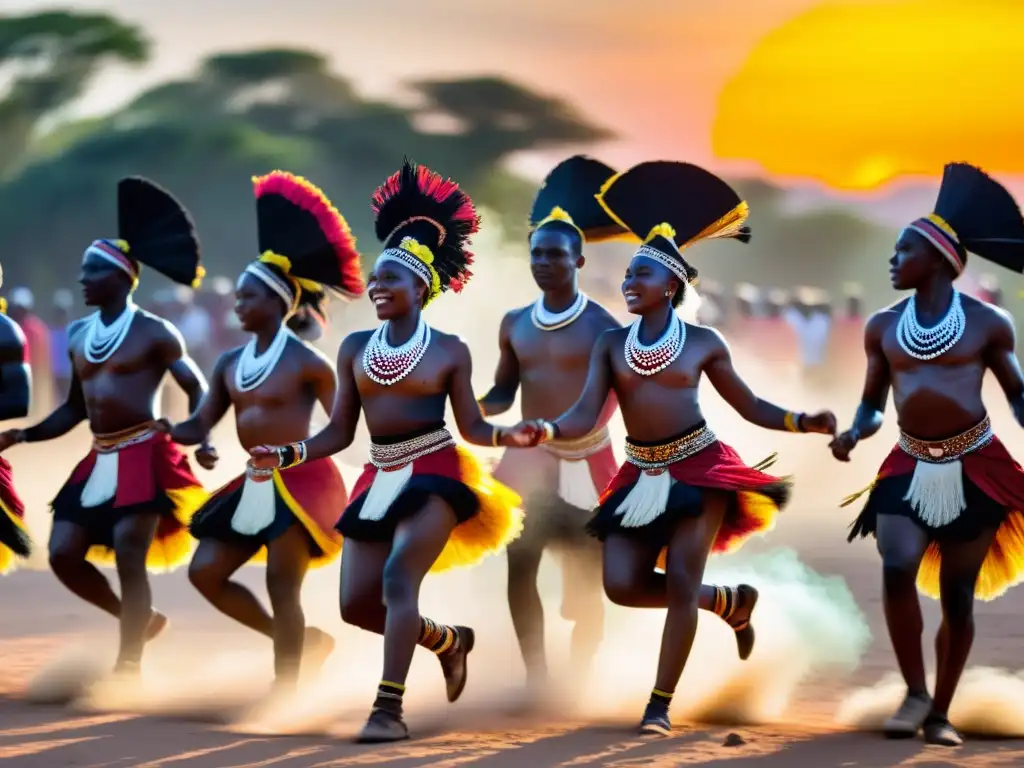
{"left": 0, "top": 266, "right": 32, "bottom": 573}
{"left": 835, "top": 163, "right": 1024, "bottom": 747}
{"left": 525, "top": 161, "right": 836, "bottom": 735}
{"left": 0, "top": 177, "right": 215, "bottom": 674}
{"left": 162, "top": 171, "right": 364, "bottom": 689}
{"left": 249, "top": 158, "right": 528, "bottom": 742}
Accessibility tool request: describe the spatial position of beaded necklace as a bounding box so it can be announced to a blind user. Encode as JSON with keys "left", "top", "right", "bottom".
{"left": 530, "top": 292, "right": 588, "bottom": 331}
{"left": 84, "top": 301, "right": 138, "bottom": 364}
{"left": 896, "top": 291, "right": 965, "bottom": 361}
{"left": 624, "top": 314, "right": 685, "bottom": 376}
{"left": 363, "top": 316, "right": 432, "bottom": 386}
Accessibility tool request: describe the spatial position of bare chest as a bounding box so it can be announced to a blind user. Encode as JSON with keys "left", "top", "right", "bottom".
{"left": 227, "top": 354, "right": 309, "bottom": 410}
{"left": 611, "top": 338, "right": 704, "bottom": 396}
{"left": 511, "top": 320, "right": 595, "bottom": 375}
{"left": 355, "top": 343, "right": 450, "bottom": 400}
{"left": 71, "top": 327, "right": 155, "bottom": 381}
{"left": 882, "top": 321, "right": 987, "bottom": 373}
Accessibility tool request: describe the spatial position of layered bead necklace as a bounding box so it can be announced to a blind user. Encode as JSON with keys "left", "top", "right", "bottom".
{"left": 235, "top": 325, "right": 292, "bottom": 392}
{"left": 84, "top": 301, "right": 138, "bottom": 364}
{"left": 896, "top": 290, "right": 965, "bottom": 361}
{"left": 531, "top": 291, "right": 588, "bottom": 331}
{"left": 625, "top": 313, "right": 685, "bottom": 376}
{"left": 363, "top": 316, "right": 432, "bottom": 386}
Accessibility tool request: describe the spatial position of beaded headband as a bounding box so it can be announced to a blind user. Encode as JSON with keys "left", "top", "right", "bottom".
{"left": 631, "top": 224, "right": 694, "bottom": 285}
{"left": 376, "top": 237, "right": 442, "bottom": 301}
{"left": 906, "top": 213, "right": 964, "bottom": 275}
{"left": 83, "top": 239, "right": 140, "bottom": 289}
{"left": 241, "top": 262, "right": 297, "bottom": 311}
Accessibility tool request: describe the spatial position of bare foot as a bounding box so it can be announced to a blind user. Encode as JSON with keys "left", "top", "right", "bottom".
{"left": 145, "top": 610, "right": 169, "bottom": 643}
{"left": 301, "top": 627, "right": 335, "bottom": 679}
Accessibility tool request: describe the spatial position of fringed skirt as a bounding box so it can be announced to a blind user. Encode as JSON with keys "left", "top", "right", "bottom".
{"left": 0, "top": 457, "right": 31, "bottom": 574}
{"left": 845, "top": 417, "right": 1024, "bottom": 600}
{"left": 190, "top": 458, "right": 347, "bottom": 568}
{"left": 493, "top": 427, "right": 618, "bottom": 548}
{"left": 337, "top": 424, "right": 523, "bottom": 573}
{"left": 50, "top": 423, "right": 208, "bottom": 572}
{"left": 587, "top": 422, "right": 791, "bottom": 571}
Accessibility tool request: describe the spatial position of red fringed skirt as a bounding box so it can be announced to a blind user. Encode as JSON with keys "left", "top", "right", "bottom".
{"left": 587, "top": 422, "right": 790, "bottom": 571}
{"left": 0, "top": 457, "right": 31, "bottom": 574}
{"left": 337, "top": 424, "right": 523, "bottom": 573}
{"left": 846, "top": 418, "right": 1024, "bottom": 601}
{"left": 50, "top": 423, "right": 207, "bottom": 572}
{"left": 190, "top": 457, "right": 346, "bottom": 567}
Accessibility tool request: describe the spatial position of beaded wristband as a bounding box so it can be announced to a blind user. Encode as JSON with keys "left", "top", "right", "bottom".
{"left": 783, "top": 411, "right": 804, "bottom": 433}
{"left": 276, "top": 442, "right": 307, "bottom": 469}
{"left": 491, "top": 426, "right": 503, "bottom": 447}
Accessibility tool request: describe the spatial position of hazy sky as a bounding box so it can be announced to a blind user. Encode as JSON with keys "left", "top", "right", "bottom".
{"left": 8, "top": 0, "right": 820, "bottom": 176}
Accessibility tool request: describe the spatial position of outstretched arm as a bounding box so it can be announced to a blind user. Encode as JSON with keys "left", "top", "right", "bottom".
{"left": 547, "top": 331, "right": 615, "bottom": 440}
{"left": 0, "top": 317, "right": 30, "bottom": 420}
{"left": 703, "top": 329, "right": 835, "bottom": 434}
{"left": 984, "top": 309, "right": 1024, "bottom": 427}
{"left": 831, "top": 313, "right": 891, "bottom": 460}
{"left": 450, "top": 338, "right": 533, "bottom": 447}
{"left": 166, "top": 352, "right": 234, "bottom": 446}
{"left": 477, "top": 311, "right": 520, "bottom": 417}
{"left": 8, "top": 370, "right": 87, "bottom": 447}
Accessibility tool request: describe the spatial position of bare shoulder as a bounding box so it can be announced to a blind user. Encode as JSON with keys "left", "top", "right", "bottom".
{"left": 865, "top": 302, "right": 903, "bottom": 336}
{"left": 67, "top": 316, "right": 90, "bottom": 342}
{"left": 290, "top": 335, "right": 334, "bottom": 371}
{"left": 688, "top": 322, "right": 729, "bottom": 352}
{"left": 962, "top": 293, "right": 1012, "bottom": 325}
{"left": 583, "top": 299, "right": 622, "bottom": 333}
{"left": 136, "top": 309, "right": 184, "bottom": 345}
{"left": 339, "top": 328, "right": 373, "bottom": 359}
{"left": 504, "top": 304, "right": 531, "bottom": 325}
{"left": 0, "top": 314, "right": 24, "bottom": 346}
{"left": 433, "top": 328, "right": 471, "bottom": 358}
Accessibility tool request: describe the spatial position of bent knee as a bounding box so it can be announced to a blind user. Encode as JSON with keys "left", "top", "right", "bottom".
{"left": 603, "top": 573, "right": 639, "bottom": 606}
{"left": 48, "top": 546, "right": 83, "bottom": 575}
{"left": 381, "top": 557, "right": 418, "bottom": 608}
{"left": 339, "top": 593, "right": 378, "bottom": 629}
{"left": 187, "top": 560, "right": 221, "bottom": 596}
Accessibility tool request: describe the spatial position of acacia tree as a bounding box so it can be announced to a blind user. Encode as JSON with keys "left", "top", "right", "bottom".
{"left": 0, "top": 10, "right": 149, "bottom": 177}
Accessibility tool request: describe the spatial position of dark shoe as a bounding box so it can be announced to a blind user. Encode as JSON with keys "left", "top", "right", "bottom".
{"left": 355, "top": 707, "right": 409, "bottom": 743}
{"left": 729, "top": 585, "right": 758, "bottom": 661}
{"left": 438, "top": 626, "right": 475, "bottom": 703}
{"left": 639, "top": 701, "right": 672, "bottom": 736}
{"left": 883, "top": 690, "right": 932, "bottom": 738}
{"left": 923, "top": 714, "right": 963, "bottom": 747}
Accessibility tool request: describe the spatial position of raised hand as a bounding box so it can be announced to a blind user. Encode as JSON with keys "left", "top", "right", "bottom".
{"left": 195, "top": 442, "right": 219, "bottom": 470}
{"left": 830, "top": 430, "right": 859, "bottom": 462}
{"left": 801, "top": 410, "right": 838, "bottom": 436}
{"left": 0, "top": 429, "right": 21, "bottom": 454}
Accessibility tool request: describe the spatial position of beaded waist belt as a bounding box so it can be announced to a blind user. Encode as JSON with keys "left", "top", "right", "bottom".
{"left": 541, "top": 427, "right": 611, "bottom": 461}
{"left": 370, "top": 428, "right": 455, "bottom": 471}
{"left": 898, "top": 417, "right": 992, "bottom": 464}
{"left": 624, "top": 424, "right": 717, "bottom": 471}
{"left": 93, "top": 422, "right": 158, "bottom": 454}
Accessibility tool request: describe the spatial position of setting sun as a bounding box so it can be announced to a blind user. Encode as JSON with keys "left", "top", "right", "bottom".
{"left": 712, "top": 0, "right": 1024, "bottom": 191}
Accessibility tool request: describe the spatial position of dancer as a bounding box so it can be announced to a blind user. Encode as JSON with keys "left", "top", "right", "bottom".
{"left": 0, "top": 177, "right": 214, "bottom": 674}
{"left": 836, "top": 163, "right": 1024, "bottom": 747}
{"left": 0, "top": 266, "right": 32, "bottom": 573}
{"left": 478, "top": 156, "right": 626, "bottom": 697}
{"left": 525, "top": 161, "right": 836, "bottom": 736}
{"left": 249, "top": 158, "right": 527, "bottom": 742}
{"left": 160, "top": 171, "right": 365, "bottom": 689}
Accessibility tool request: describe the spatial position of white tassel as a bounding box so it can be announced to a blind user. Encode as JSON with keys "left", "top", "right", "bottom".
{"left": 615, "top": 470, "right": 673, "bottom": 528}
{"left": 80, "top": 452, "right": 119, "bottom": 508}
{"left": 231, "top": 475, "right": 277, "bottom": 535}
{"left": 904, "top": 459, "right": 966, "bottom": 527}
{"left": 558, "top": 458, "right": 599, "bottom": 510}
{"left": 359, "top": 463, "right": 413, "bottom": 521}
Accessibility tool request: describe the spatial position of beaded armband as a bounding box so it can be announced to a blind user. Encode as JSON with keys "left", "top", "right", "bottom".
{"left": 783, "top": 411, "right": 805, "bottom": 433}
{"left": 277, "top": 441, "right": 307, "bottom": 469}
{"left": 539, "top": 420, "right": 560, "bottom": 442}
{"left": 491, "top": 426, "right": 503, "bottom": 447}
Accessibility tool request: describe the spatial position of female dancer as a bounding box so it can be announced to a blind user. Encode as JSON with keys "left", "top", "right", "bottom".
{"left": 249, "top": 158, "right": 526, "bottom": 742}
{"left": 162, "top": 171, "right": 364, "bottom": 690}
{"left": 528, "top": 161, "right": 836, "bottom": 735}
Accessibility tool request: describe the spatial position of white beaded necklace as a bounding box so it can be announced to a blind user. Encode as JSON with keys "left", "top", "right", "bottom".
{"left": 625, "top": 314, "right": 686, "bottom": 376}
{"left": 896, "top": 290, "right": 966, "bottom": 361}
{"left": 363, "top": 316, "right": 432, "bottom": 386}
{"left": 235, "top": 325, "right": 292, "bottom": 392}
{"left": 84, "top": 301, "right": 138, "bottom": 364}
{"left": 531, "top": 292, "right": 588, "bottom": 331}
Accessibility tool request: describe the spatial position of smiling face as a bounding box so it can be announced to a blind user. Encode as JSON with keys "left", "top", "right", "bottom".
{"left": 79, "top": 251, "right": 132, "bottom": 307}
{"left": 368, "top": 257, "right": 426, "bottom": 320}
{"left": 890, "top": 228, "right": 950, "bottom": 290}
{"left": 234, "top": 271, "right": 286, "bottom": 332}
{"left": 529, "top": 226, "right": 583, "bottom": 292}
{"left": 622, "top": 254, "right": 679, "bottom": 315}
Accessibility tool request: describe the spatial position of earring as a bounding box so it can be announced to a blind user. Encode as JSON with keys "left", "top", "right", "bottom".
{"left": 664, "top": 290, "right": 672, "bottom": 297}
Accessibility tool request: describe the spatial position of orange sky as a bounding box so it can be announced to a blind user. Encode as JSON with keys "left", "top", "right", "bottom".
{"left": 8, "top": 0, "right": 1024, "bottom": 208}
